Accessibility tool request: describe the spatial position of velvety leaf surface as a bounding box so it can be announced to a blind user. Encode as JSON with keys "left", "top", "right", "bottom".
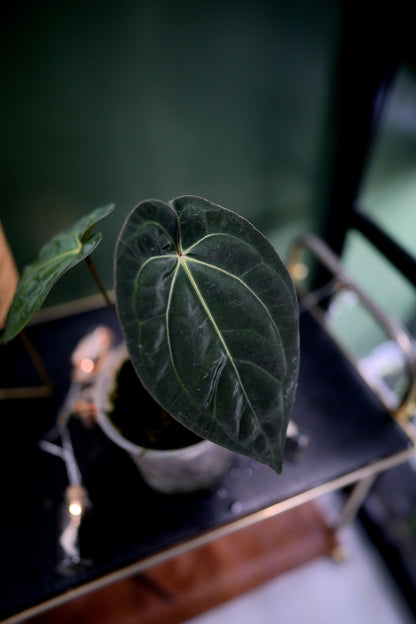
{"left": 2, "top": 204, "right": 115, "bottom": 343}
{"left": 115, "top": 196, "right": 299, "bottom": 472}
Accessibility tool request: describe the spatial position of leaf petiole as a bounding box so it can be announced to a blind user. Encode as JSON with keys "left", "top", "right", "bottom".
{"left": 84, "top": 256, "right": 117, "bottom": 319}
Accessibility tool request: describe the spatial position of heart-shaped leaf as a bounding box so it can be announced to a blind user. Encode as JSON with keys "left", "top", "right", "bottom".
{"left": 115, "top": 196, "right": 299, "bottom": 473}
{"left": 2, "top": 204, "right": 115, "bottom": 343}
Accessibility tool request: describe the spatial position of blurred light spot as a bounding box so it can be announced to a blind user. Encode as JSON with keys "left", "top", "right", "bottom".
{"left": 80, "top": 358, "right": 94, "bottom": 374}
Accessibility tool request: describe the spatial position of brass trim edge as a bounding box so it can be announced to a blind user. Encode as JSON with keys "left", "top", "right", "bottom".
{"left": 3, "top": 443, "right": 415, "bottom": 624}
{"left": 29, "top": 291, "right": 116, "bottom": 325}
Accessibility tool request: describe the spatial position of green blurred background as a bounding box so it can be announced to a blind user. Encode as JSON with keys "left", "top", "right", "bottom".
{"left": 1, "top": 0, "right": 416, "bottom": 358}
{"left": 0, "top": 0, "right": 339, "bottom": 299}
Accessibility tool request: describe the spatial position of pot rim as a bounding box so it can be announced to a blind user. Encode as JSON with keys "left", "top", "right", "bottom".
{"left": 93, "top": 341, "right": 214, "bottom": 459}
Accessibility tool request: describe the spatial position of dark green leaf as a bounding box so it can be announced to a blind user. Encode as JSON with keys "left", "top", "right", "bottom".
{"left": 2, "top": 204, "right": 115, "bottom": 343}
{"left": 115, "top": 196, "right": 299, "bottom": 472}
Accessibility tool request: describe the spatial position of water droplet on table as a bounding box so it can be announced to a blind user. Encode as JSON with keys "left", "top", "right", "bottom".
{"left": 230, "top": 501, "right": 243, "bottom": 514}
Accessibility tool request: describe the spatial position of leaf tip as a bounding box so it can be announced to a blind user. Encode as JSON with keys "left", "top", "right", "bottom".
{"left": 274, "top": 462, "right": 283, "bottom": 475}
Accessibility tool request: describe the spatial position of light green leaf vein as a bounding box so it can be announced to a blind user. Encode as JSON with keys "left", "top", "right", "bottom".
{"left": 132, "top": 253, "right": 177, "bottom": 310}
{"left": 181, "top": 257, "right": 256, "bottom": 418}
{"left": 184, "top": 255, "right": 285, "bottom": 365}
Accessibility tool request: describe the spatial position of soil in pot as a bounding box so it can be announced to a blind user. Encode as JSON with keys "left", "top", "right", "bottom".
{"left": 108, "top": 359, "right": 203, "bottom": 451}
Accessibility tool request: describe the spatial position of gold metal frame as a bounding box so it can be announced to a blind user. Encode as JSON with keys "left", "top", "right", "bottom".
{"left": 288, "top": 234, "right": 416, "bottom": 423}
{"left": 3, "top": 248, "right": 416, "bottom": 623}
{"left": 2, "top": 441, "right": 414, "bottom": 624}
{"left": 0, "top": 331, "right": 53, "bottom": 400}
{"left": 0, "top": 292, "right": 115, "bottom": 400}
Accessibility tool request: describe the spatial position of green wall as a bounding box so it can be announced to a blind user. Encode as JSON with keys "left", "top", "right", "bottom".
{"left": 0, "top": 0, "right": 339, "bottom": 305}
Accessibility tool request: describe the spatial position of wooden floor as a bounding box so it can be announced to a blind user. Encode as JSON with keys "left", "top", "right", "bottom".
{"left": 26, "top": 501, "right": 337, "bottom": 624}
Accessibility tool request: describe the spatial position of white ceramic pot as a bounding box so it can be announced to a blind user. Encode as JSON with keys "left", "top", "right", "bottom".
{"left": 93, "top": 343, "right": 234, "bottom": 494}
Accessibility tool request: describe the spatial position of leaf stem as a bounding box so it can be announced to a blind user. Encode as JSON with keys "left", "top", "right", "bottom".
{"left": 85, "top": 256, "right": 117, "bottom": 319}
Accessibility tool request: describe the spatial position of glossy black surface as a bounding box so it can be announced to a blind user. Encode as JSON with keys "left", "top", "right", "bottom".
{"left": 0, "top": 306, "right": 412, "bottom": 620}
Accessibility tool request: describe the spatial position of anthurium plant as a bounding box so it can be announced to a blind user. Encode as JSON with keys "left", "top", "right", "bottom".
{"left": 2, "top": 196, "right": 299, "bottom": 473}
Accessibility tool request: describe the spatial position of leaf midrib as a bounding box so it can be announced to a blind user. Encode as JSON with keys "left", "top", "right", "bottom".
{"left": 132, "top": 233, "right": 287, "bottom": 449}
{"left": 184, "top": 256, "right": 285, "bottom": 357}
{"left": 179, "top": 256, "right": 256, "bottom": 419}
{"left": 134, "top": 249, "right": 286, "bottom": 387}
{"left": 23, "top": 234, "right": 83, "bottom": 276}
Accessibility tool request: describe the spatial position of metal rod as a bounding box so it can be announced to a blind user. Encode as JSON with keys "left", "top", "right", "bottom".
{"left": 19, "top": 330, "right": 53, "bottom": 393}
{"left": 4, "top": 442, "right": 415, "bottom": 624}
{"left": 333, "top": 474, "right": 377, "bottom": 530}
{"left": 288, "top": 234, "right": 416, "bottom": 416}
{"left": 0, "top": 330, "right": 54, "bottom": 399}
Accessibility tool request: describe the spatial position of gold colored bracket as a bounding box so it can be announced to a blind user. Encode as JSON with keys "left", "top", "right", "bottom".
{"left": 0, "top": 330, "right": 53, "bottom": 399}
{"left": 288, "top": 234, "right": 416, "bottom": 423}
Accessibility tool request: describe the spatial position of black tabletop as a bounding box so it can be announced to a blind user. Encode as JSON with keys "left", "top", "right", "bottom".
{"left": 0, "top": 305, "right": 412, "bottom": 621}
